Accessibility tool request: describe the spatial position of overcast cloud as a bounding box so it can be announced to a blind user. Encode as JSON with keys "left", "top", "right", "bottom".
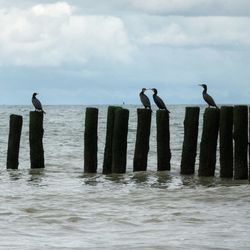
{"left": 0, "top": 2, "right": 134, "bottom": 66}
{"left": 0, "top": 0, "right": 249, "bottom": 105}
{"left": 127, "top": 0, "right": 250, "bottom": 16}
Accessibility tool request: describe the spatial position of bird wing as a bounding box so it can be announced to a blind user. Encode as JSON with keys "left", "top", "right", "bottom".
{"left": 32, "top": 97, "right": 43, "bottom": 110}
{"left": 204, "top": 93, "right": 217, "bottom": 107}
{"left": 153, "top": 95, "right": 167, "bottom": 109}
{"left": 140, "top": 93, "right": 151, "bottom": 108}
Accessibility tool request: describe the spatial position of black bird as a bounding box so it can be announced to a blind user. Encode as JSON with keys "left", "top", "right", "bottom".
{"left": 139, "top": 88, "right": 151, "bottom": 109}
{"left": 32, "top": 93, "right": 46, "bottom": 113}
{"left": 151, "top": 88, "right": 170, "bottom": 113}
{"left": 199, "top": 84, "right": 219, "bottom": 109}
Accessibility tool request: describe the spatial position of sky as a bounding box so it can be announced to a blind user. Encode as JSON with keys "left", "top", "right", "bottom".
{"left": 0, "top": 0, "right": 250, "bottom": 105}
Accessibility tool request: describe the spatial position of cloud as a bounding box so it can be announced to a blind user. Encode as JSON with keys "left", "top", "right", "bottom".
{"left": 139, "top": 16, "right": 250, "bottom": 48}
{"left": 3, "top": 0, "right": 250, "bottom": 17}
{"left": 128, "top": 0, "right": 250, "bottom": 16}
{"left": 0, "top": 2, "right": 134, "bottom": 66}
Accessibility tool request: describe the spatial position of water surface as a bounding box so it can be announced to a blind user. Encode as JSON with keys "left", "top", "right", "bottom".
{"left": 0, "top": 105, "right": 249, "bottom": 250}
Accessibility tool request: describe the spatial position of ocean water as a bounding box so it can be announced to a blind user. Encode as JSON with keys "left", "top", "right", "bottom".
{"left": 0, "top": 105, "right": 249, "bottom": 250}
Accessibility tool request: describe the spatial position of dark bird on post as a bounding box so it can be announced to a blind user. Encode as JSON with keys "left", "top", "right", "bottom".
{"left": 199, "top": 84, "right": 219, "bottom": 109}
{"left": 139, "top": 88, "right": 151, "bottom": 109}
{"left": 32, "top": 93, "right": 46, "bottom": 114}
{"left": 151, "top": 88, "right": 170, "bottom": 113}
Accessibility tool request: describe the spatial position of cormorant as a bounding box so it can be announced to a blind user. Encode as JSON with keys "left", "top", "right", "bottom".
{"left": 151, "top": 88, "right": 170, "bottom": 113}
{"left": 199, "top": 84, "right": 219, "bottom": 109}
{"left": 139, "top": 88, "right": 151, "bottom": 109}
{"left": 32, "top": 93, "right": 46, "bottom": 113}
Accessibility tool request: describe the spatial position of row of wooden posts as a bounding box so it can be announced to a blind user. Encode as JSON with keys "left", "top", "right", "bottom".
{"left": 6, "top": 106, "right": 250, "bottom": 180}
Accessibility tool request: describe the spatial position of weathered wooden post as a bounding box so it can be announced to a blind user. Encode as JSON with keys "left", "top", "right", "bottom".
{"left": 7, "top": 114, "right": 23, "bottom": 169}
{"left": 180, "top": 107, "right": 200, "bottom": 175}
{"left": 198, "top": 108, "right": 220, "bottom": 177}
{"left": 29, "top": 112, "right": 44, "bottom": 169}
{"left": 133, "top": 109, "right": 152, "bottom": 172}
{"left": 112, "top": 108, "right": 129, "bottom": 174}
{"left": 84, "top": 107, "right": 98, "bottom": 173}
{"left": 219, "top": 106, "right": 233, "bottom": 178}
{"left": 234, "top": 105, "right": 248, "bottom": 180}
{"left": 156, "top": 110, "right": 171, "bottom": 171}
{"left": 103, "top": 106, "right": 121, "bottom": 174}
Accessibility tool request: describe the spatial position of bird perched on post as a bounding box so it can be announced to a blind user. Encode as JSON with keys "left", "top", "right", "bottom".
{"left": 139, "top": 88, "right": 151, "bottom": 109}
{"left": 32, "top": 93, "right": 46, "bottom": 113}
{"left": 199, "top": 84, "right": 219, "bottom": 109}
{"left": 151, "top": 88, "right": 170, "bottom": 113}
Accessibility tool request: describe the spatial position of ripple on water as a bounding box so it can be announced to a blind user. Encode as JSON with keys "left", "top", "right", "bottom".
{"left": 0, "top": 105, "right": 249, "bottom": 249}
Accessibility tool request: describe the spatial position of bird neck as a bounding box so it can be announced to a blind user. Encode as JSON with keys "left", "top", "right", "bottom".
{"left": 202, "top": 88, "right": 207, "bottom": 94}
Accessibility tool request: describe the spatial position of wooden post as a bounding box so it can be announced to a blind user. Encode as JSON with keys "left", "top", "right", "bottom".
{"left": 112, "top": 108, "right": 129, "bottom": 174}
{"left": 219, "top": 106, "right": 233, "bottom": 178}
{"left": 133, "top": 109, "right": 152, "bottom": 172}
{"left": 156, "top": 110, "right": 171, "bottom": 171}
{"left": 198, "top": 108, "right": 220, "bottom": 177}
{"left": 29, "top": 112, "right": 45, "bottom": 169}
{"left": 7, "top": 114, "right": 23, "bottom": 169}
{"left": 180, "top": 107, "right": 200, "bottom": 175}
{"left": 84, "top": 107, "right": 98, "bottom": 173}
{"left": 103, "top": 106, "right": 121, "bottom": 174}
{"left": 234, "top": 105, "right": 248, "bottom": 180}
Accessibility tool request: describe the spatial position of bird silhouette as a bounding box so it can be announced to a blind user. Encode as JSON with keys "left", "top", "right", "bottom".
{"left": 151, "top": 88, "right": 170, "bottom": 113}
{"left": 32, "top": 93, "right": 46, "bottom": 114}
{"left": 199, "top": 84, "right": 219, "bottom": 109}
{"left": 139, "top": 88, "right": 151, "bottom": 109}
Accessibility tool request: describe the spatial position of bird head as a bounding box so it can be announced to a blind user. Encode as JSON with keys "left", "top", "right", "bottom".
{"left": 198, "top": 84, "right": 207, "bottom": 89}
{"left": 150, "top": 88, "right": 157, "bottom": 94}
{"left": 142, "top": 88, "right": 147, "bottom": 92}
{"left": 32, "top": 92, "right": 38, "bottom": 97}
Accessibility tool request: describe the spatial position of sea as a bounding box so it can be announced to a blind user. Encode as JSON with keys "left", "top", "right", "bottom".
{"left": 0, "top": 105, "right": 249, "bottom": 250}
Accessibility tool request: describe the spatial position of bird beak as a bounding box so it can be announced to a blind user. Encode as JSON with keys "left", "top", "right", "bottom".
{"left": 198, "top": 84, "right": 202, "bottom": 87}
